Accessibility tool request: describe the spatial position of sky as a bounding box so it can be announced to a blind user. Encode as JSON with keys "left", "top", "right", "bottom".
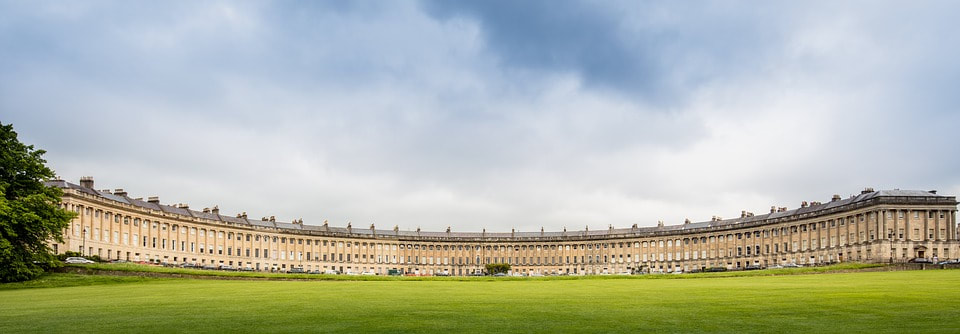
{"left": 2, "top": 1, "right": 959, "bottom": 233}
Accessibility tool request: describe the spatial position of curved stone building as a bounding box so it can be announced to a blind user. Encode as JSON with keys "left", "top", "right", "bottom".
{"left": 47, "top": 177, "right": 959, "bottom": 275}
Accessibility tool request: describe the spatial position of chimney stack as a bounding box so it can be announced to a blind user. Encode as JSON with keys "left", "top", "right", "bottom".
{"left": 147, "top": 196, "right": 160, "bottom": 204}
{"left": 269, "top": 216, "right": 276, "bottom": 222}
{"left": 211, "top": 206, "right": 219, "bottom": 215}
{"left": 79, "top": 176, "right": 94, "bottom": 189}
{"left": 831, "top": 194, "right": 841, "bottom": 202}
{"left": 113, "top": 189, "right": 127, "bottom": 197}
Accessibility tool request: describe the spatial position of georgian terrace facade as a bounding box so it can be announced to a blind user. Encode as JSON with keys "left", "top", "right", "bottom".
{"left": 48, "top": 177, "right": 959, "bottom": 275}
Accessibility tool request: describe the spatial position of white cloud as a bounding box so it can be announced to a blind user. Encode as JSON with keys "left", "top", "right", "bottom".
{"left": 2, "top": 1, "right": 958, "bottom": 233}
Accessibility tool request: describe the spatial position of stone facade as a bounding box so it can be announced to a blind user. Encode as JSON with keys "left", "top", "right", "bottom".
{"left": 48, "top": 178, "right": 959, "bottom": 275}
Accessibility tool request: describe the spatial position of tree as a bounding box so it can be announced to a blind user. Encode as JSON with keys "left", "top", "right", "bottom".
{"left": 485, "top": 263, "right": 511, "bottom": 275}
{"left": 0, "top": 122, "right": 76, "bottom": 282}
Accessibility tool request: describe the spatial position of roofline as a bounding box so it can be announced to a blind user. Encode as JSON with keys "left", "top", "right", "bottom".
{"left": 47, "top": 180, "right": 958, "bottom": 242}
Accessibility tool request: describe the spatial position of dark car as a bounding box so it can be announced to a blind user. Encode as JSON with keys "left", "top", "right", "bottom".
{"left": 743, "top": 265, "right": 762, "bottom": 271}
{"left": 937, "top": 259, "right": 960, "bottom": 265}
{"left": 288, "top": 267, "right": 305, "bottom": 273}
{"left": 909, "top": 258, "right": 934, "bottom": 264}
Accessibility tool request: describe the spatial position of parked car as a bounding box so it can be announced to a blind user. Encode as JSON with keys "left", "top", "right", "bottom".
{"left": 492, "top": 273, "right": 507, "bottom": 277}
{"left": 782, "top": 263, "right": 801, "bottom": 268}
{"left": 241, "top": 267, "right": 256, "bottom": 272}
{"left": 288, "top": 267, "right": 305, "bottom": 273}
{"left": 937, "top": 259, "right": 960, "bottom": 265}
{"left": 180, "top": 262, "right": 197, "bottom": 268}
{"left": 219, "top": 265, "right": 236, "bottom": 271}
{"left": 909, "top": 258, "right": 934, "bottom": 264}
{"left": 201, "top": 265, "right": 217, "bottom": 270}
{"left": 324, "top": 270, "right": 340, "bottom": 275}
{"left": 64, "top": 257, "right": 95, "bottom": 264}
{"left": 743, "top": 265, "right": 762, "bottom": 271}
{"left": 361, "top": 272, "right": 376, "bottom": 276}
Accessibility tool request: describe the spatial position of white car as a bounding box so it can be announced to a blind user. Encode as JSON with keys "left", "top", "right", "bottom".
{"left": 64, "top": 257, "right": 95, "bottom": 264}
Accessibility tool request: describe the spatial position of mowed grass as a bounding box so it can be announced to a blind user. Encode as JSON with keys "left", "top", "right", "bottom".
{"left": 1, "top": 270, "right": 958, "bottom": 333}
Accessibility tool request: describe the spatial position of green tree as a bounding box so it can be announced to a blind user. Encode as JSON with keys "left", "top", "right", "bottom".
{"left": 0, "top": 122, "right": 76, "bottom": 282}
{"left": 485, "top": 263, "right": 511, "bottom": 275}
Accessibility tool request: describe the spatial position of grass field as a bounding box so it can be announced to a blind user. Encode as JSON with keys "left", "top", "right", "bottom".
{"left": 1, "top": 269, "right": 958, "bottom": 333}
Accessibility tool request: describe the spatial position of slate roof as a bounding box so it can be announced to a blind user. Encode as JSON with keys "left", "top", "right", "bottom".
{"left": 45, "top": 180, "right": 955, "bottom": 239}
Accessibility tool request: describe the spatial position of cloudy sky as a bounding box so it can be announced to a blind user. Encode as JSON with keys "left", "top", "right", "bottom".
{"left": 2, "top": 1, "right": 958, "bottom": 233}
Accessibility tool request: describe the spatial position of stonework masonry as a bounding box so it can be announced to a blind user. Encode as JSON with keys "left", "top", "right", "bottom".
{"left": 47, "top": 178, "right": 959, "bottom": 275}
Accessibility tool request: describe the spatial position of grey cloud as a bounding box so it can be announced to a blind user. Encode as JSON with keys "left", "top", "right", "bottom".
{"left": 2, "top": 1, "right": 960, "bottom": 233}
{"left": 420, "top": 1, "right": 788, "bottom": 105}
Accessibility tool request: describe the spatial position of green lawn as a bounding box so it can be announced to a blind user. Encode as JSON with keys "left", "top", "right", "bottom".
{"left": 1, "top": 270, "right": 958, "bottom": 333}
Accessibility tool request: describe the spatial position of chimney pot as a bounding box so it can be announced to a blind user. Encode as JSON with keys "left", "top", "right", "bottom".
{"left": 79, "top": 176, "right": 94, "bottom": 189}
{"left": 147, "top": 196, "right": 160, "bottom": 204}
